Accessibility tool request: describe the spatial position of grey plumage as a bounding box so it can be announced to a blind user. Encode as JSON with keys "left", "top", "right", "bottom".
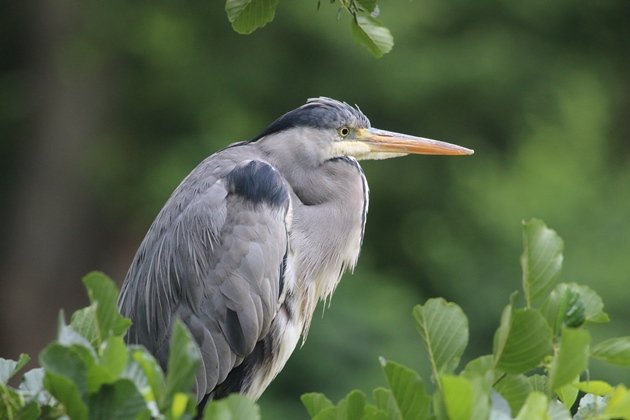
{"left": 118, "top": 97, "right": 473, "bottom": 409}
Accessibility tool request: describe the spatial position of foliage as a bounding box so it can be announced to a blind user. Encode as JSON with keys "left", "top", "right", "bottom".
{"left": 0, "top": 272, "right": 257, "bottom": 419}
{"left": 2, "top": 220, "right": 630, "bottom": 419}
{"left": 224, "top": 0, "right": 393, "bottom": 57}
{"left": 301, "top": 220, "right": 630, "bottom": 420}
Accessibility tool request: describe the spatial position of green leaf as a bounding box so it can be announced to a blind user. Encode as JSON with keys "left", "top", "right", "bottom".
{"left": 125, "top": 347, "right": 165, "bottom": 408}
{"left": 441, "top": 375, "right": 472, "bottom": 420}
{"left": 0, "top": 384, "right": 23, "bottom": 420}
{"left": 555, "top": 381, "right": 579, "bottom": 411}
{"left": 467, "top": 376, "right": 491, "bottom": 420}
{"left": 86, "top": 272, "right": 132, "bottom": 339}
{"left": 542, "top": 283, "right": 608, "bottom": 335}
{"left": 170, "top": 392, "right": 188, "bottom": 418}
{"left": 164, "top": 320, "right": 201, "bottom": 406}
{"left": 521, "top": 219, "right": 564, "bottom": 308}
{"left": 40, "top": 343, "right": 90, "bottom": 395}
{"left": 515, "top": 391, "right": 548, "bottom": 420}
{"left": 73, "top": 272, "right": 131, "bottom": 346}
{"left": 575, "top": 380, "right": 614, "bottom": 395}
{"left": 603, "top": 385, "right": 630, "bottom": 418}
{"left": 86, "top": 336, "right": 129, "bottom": 393}
{"left": 549, "top": 327, "right": 590, "bottom": 391}
{"left": 561, "top": 289, "right": 585, "bottom": 328}
{"left": 373, "top": 388, "right": 400, "bottom": 420}
{"left": 578, "top": 284, "right": 610, "bottom": 323}
{"left": 528, "top": 375, "right": 551, "bottom": 397}
{"left": 43, "top": 371, "right": 89, "bottom": 420}
{"left": 493, "top": 305, "right": 513, "bottom": 365}
{"left": 540, "top": 286, "right": 570, "bottom": 335}
{"left": 99, "top": 337, "right": 128, "bottom": 379}
{"left": 88, "top": 379, "right": 150, "bottom": 420}
{"left": 441, "top": 374, "right": 490, "bottom": 420}
{"left": 359, "top": 405, "right": 389, "bottom": 420}
{"left": 302, "top": 393, "right": 334, "bottom": 417}
{"left": 413, "top": 298, "right": 469, "bottom": 380}
{"left": 311, "top": 407, "right": 337, "bottom": 420}
{"left": 336, "top": 390, "right": 368, "bottom": 419}
{"left": 18, "top": 401, "right": 41, "bottom": 420}
{"left": 202, "top": 401, "right": 231, "bottom": 420}
{"left": 225, "top": 0, "right": 278, "bottom": 35}
{"left": 380, "top": 359, "right": 430, "bottom": 420}
{"left": 462, "top": 355, "right": 495, "bottom": 385}
{"left": 0, "top": 353, "right": 30, "bottom": 384}
{"left": 351, "top": 14, "right": 393, "bottom": 58}
{"left": 493, "top": 306, "right": 553, "bottom": 373}
{"left": 70, "top": 306, "right": 99, "bottom": 344}
{"left": 0, "top": 388, "right": 42, "bottom": 420}
{"left": 203, "top": 394, "right": 260, "bottom": 420}
{"left": 59, "top": 317, "right": 97, "bottom": 357}
{"left": 591, "top": 337, "right": 630, "bottom": 366}
{"left": 495, "top": 374, "right": 532, "bottom": 416}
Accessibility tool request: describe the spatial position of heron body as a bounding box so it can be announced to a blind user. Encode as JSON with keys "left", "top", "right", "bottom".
{"left": 118, "top": 97, "right": 473, "bottom": 408}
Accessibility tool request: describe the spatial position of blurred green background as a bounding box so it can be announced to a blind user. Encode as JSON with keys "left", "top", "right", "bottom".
{"left": 1, "top": 0, "right": 629, "bottom": 417}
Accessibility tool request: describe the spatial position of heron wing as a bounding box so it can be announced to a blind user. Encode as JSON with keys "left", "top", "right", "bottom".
{"left": 119, "top": 156, "right": 290, "bottom": 401}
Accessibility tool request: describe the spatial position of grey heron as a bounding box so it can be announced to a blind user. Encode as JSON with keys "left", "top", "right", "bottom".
{"left": 118, "top": 97, "right": 473, "bottom": 410}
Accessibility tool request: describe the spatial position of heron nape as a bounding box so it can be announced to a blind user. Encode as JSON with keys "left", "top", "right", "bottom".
{"left": 118, "top": 97, "right": 473, "bottom": 412}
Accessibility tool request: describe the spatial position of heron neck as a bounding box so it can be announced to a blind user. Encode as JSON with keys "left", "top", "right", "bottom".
{"left": 285, "top": 158, "right": 369, "bottom": 336}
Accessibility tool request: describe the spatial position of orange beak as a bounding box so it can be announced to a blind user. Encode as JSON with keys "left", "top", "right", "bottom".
{"left": 357, "top": 128, "right": 474, "bottom": 156}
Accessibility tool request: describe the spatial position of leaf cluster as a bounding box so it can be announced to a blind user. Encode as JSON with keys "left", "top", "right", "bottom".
{"left": 0, "top": 272, "right": 257, "bottom": 420}
{"left": 2, "top": 220, "right": 630, "bottom": 419}
{"left": 224, "top": 0, "right": 393, "bottom": 57}
{"left": 302, "top": 219, "right": 630, "bottom": 420}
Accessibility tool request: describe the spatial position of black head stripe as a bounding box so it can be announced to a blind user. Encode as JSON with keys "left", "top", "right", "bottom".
{"left": 252, "top": 97, "right": 370, "bottom": 141}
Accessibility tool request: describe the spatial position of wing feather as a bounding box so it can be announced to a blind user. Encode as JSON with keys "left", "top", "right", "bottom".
{"left": 119, "top": 156, "right": 290, "bottom": 401}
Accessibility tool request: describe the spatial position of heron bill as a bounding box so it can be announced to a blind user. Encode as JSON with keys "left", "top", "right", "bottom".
{"left": 358, "top": 127, "right": 474, "bottom": 156}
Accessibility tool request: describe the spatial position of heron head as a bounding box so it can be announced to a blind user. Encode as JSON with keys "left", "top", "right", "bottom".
{"left": 254, "top": 97, "right": 474, "bottom": 163}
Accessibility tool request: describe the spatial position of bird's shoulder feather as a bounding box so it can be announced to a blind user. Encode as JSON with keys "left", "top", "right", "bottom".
{"left": 119, "top": 151, "right": 291, "bottom": 401}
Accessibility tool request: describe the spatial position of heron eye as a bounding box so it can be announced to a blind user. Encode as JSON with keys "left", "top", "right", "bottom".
{"left": 339, "top": 127, "right": 350, "bottom": 137}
